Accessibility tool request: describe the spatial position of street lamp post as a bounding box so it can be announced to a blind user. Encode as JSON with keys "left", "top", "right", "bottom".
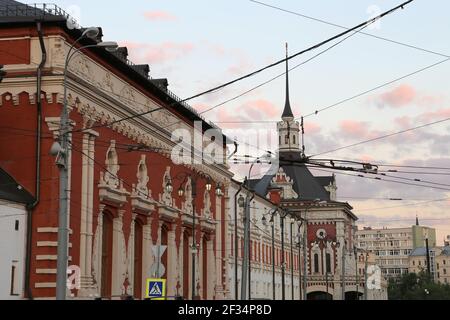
{"left": 355, "top": 247, "right": 359, "bottom": 300}
{"left": 280, "top": 211, "right": 286, "bottom": 300}
{"left": 278, "top": 208, "right": 292, "bottom": 301}
{"left": 176, "top": 173, "right": 223, "bottom": 300}
{"left": 241, "top": 155, "right": 266, "bottom": 301}
{"left": 296, "top": 222, "right": 302, "bottom": 301}
{"left": 290, "top": 217, "right": 295, "bottom": 300}
{"left": 302, "top": 210, "right": 308, "bottom": 301}
{"left": 262, "top": 209, "right": 278, "bottom": 301}
{"left": 54, "top": 27, "right": 118, "bottom": 300}
{"left": 234, "top": 184, "right": 244, "bottom": 300}
{"left": 364, "top": 251, "right": 369, "bottom": 300}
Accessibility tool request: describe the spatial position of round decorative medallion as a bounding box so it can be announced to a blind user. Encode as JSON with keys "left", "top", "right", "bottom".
{"left": 316, "top": 228, "right": 327, "bottom": 240}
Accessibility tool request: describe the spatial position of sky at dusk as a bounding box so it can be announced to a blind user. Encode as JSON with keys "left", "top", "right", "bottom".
{"left": 32, "top": 0, "right": 450, "bottom": 244}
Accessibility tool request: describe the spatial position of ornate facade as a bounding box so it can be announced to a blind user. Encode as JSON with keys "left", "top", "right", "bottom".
{"left": 0, "top": 9, "right": 233, "bottom": 300}
{"left": 245, "top": 50, "right": 382, "bottom": 300}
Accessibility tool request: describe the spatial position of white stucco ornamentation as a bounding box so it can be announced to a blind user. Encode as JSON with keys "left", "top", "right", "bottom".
{"left": 103, "top": 140, "right": 120, "bottom": 189}
{"left": 270, "top": 167, "right": 298, "bottom": 200}
{"left": 136, "top": 155, "right": 150, "bottom": 197}
{"left": 160, "top": 166, "right": 173, "bottom": 207}
{"left": 181, "top": 177, "right": 193, "bottom": 215}
{"left": 201, "top": 189, "right": 212, "bottom": 219}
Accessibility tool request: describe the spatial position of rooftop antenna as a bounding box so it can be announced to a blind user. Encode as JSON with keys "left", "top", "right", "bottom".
{"left": 285, "top": 42, "right": 292, "bottom": 151}
{"left": 301, "top": 116, "right": 305, "bottom": 159}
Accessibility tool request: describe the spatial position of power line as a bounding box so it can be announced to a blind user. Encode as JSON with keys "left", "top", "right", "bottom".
{"left": 299, "top": 58, "right": 450, "bottom": 119}
{"left": 310, "top": 116, "right": 450, "bottom": 157}
{"left": 199, "top": 25, "right": 365, "bottom": 115}
{"left": 312, "top": 158, "right": 450, "bottom": 171}
{"left": 249, "top": 0, "right": 449, "bottom": 59}
{"left": 200, "top": 57, "right": 450, "bottom": 126}
{"left": 306, "top": 166, "right": 450, "bottom": 192}
{"left": 307, "top": 162, "right": 450, "bottom": 188}
{"left": 353, "top": 197, "right": 450, "bottom": 212}
{"left": 64, "top": 0, "right": 412, "bottom": 136}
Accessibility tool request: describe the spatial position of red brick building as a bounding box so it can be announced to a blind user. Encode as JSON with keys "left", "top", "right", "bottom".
{"left": 0, "top": 1, "right": 233, "bottom": 300}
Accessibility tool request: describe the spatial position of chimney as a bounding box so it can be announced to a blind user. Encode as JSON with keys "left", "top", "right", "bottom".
{"left": 150, "top": 78, "right": 169, "bottom": 91}
{"left": 131, "top": 64, "right": 150, "bottom": 79}
{"left": 113, "top": 47, "right": 129, "bottom": 61}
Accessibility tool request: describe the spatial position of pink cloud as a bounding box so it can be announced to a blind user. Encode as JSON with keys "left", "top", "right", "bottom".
{"left": 417, "top": 108, "right": 450, "bottom": 123}
{"left": 394, "top": 116, "right": 412, "bottom": 129}
{"left": 215, "top": 109, "right": 247, "bottom": 129}
{"left": 145, "top": 42, "right": 194, "bottom": 63}
{"left": 242, "top": 99, "right": 278, "bottom": 119}
{"left": 120, "top": 41, "right": 194, "bottom": 64}
{"left": 304, "top": 122, "right": 321, "bottom": 135}
{"left": 377, "top": 84, "right": 416, "bottom": 108}
{"left": 143, "top": 11, "right": 177, "bottom": 21}
{"left": 339, "top": 120, "right": 370, "bottom": 137}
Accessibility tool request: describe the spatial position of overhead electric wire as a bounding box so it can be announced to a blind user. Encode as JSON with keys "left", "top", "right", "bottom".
{"left": 307, "top": 162, "right": 450, "bottom": 188}
{"left": 249, "top": 0, "right": 449, "bottom": 59}
{"left": 354, "top": 197, "right": 450, "bottom": 212}
{"left": 198, "top": 25, "right": 365, "bottom": 115}
{"left": 305, "top": 166, "right": 450, "bottom": 192}
{"left": 61, "top": 0, "right": 412, "bottom": 137}
{"left": 311, "top": 158, "right": 450, "bottom": 171}
{"left": 310, "top": 116, "right": 450, "bottom": 157}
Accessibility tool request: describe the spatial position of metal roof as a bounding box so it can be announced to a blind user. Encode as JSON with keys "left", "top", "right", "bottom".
{"left": 0, "top": 1, "right": 234, "bottom": 146}
{"left": 249, "top": 152, "right": 331, "bottom": 201}
{"left": 0, "top": 167, "right": 35, "bottom": 204}
{"left": 0, "top": 1, "right": 70, "bottom": 22}
{"left": 410, "top": 247, "right": 450, "bottom": 257}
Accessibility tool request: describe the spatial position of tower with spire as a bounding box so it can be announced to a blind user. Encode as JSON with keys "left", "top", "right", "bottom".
{"left": 277, "top": 43, "right": 301, "bottom": 154}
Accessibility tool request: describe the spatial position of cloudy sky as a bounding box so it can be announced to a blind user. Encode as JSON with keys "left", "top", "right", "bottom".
{"left": 38, "top": 0, "right": 450, "bottom": 244}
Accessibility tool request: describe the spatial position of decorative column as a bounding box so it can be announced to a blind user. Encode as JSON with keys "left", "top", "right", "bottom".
{"left": 127, "top": 213, "right": 137, "bottom": 296}
{"left": 188, "top": 235, "right": 193, "bottom": 300}
{"left": 79, "top": 124, "right": 98, "bottom": 297}
{"left": 92, "top": 204, "right": 105, "bottom": 297}
{"left": 198, "top": 233, "right": 204, "bottom": 299}
{"left": 178, "top": 227, "right": 185, "bottom": 298}
{"left": 207, "top": 235, "right": 215, "bottom": 300}
{"left": 142, "top": 216, "right": 154, "bottom": 297}
{"left": 111, "top": 209, "right": 126, "bottom": 297}
{"left": 215, "top": 193, "right": 224, "bottom": 299}
{"left": 336, "top": 220, "right": 345, "bottom": 300}
{"left": 167, "top": 226, "right": 177, "bottom": 298}
{"left": 86, "top": 130, "right": 97, "bottom": 285}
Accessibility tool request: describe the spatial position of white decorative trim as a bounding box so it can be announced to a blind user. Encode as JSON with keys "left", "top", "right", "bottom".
{"left": 35, "top": 283, "right": 57, "bottom": 289}
{"left": 36, "top": 255, "right": 72, "bottom": 261}
{"left": 37, "top": 241, "right": 72, "bottom": 248}
{"left": 36, "top": 269, "right": 57, "bottom": 274}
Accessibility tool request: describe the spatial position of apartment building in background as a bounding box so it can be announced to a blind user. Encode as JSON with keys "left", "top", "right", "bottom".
{"left": 409, "top": 246, "right": 450, "bottom": 285}
{"left": 356, "top": 221, "right": 436, "bottom": 279}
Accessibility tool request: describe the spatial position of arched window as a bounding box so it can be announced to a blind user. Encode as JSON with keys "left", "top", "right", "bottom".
{"left": 101, "top": 211, "right": 114, "bottom": 298}
{"left": 326, "top": 253, "right": 331, "bottom": 273}
{"left": 293, "top": 135, "right": 296, "bottom": 145}
{"left": 161, "top": 225, "right": 168, "bottom": 278}
{"left": 183, "top": 232, "right": 190, "bottom": 299}
{"left": 202, "top": 237, "right": 208, "bottom": 300}
{"left": 134, "top": 219, "right": 143, "bottom": 299}
{"left": 314, "top": 254, "right": 319, "bottom": 273}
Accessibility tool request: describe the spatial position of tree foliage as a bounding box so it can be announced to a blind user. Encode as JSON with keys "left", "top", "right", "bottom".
{"left": 388, "top": 272, "right": 450, "bottom": 300}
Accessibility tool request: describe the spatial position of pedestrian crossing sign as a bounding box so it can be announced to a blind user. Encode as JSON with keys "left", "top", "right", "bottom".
{"left": 145, "top": 278, "right": 166, "bottom": 300}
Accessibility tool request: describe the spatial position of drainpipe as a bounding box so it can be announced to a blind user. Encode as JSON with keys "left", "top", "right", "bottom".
{"left": 24, "top": 20, "right": 47, "bottom": 300}
{"left": 233, "top": 182, "right": 243, "bottom": 300}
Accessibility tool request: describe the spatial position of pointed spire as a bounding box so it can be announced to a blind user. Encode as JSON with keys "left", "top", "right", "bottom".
{"left": 282, "top": 43, "right": 294, "bottom": 120}
{"left": 416, "top": 215, "right": 420, "bottom": 226}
